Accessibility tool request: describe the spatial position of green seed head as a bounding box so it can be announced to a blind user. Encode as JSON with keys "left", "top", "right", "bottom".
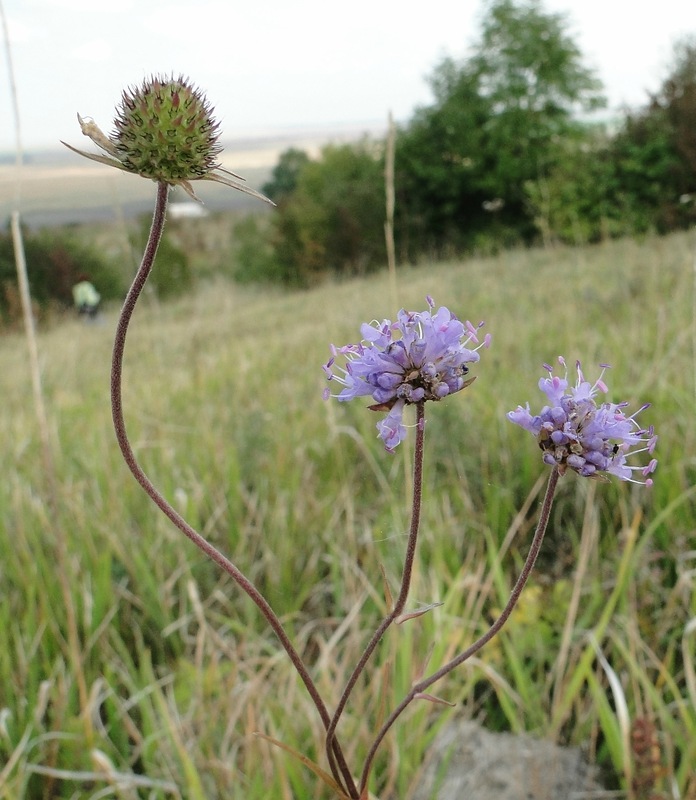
{"left": 64, "top": 75, "right": 273, "bottom": 204}
{"left": 112, "top": 75, "right": 222, "bottom": 183}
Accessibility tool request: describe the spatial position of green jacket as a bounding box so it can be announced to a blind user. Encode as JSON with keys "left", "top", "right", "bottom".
{"left": 72, "top": 281, "right": 100, "bottom": 308}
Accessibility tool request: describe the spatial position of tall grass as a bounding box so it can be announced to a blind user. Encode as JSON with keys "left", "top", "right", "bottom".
{"left": 1, "top": 229, "right": 694, "bottom": 799}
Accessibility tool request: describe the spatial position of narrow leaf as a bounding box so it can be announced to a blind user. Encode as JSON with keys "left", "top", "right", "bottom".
{"left": 396, "top": 601, "right": 443, "bottom": 624}
{"left": 379, "top": 563, "right": 394, "bottom": 612}
{"left": 414, "top": 692, "right": 455, "bottom": 707}
{"left": 254, "top": 733, "right": 352, "bottom": 799}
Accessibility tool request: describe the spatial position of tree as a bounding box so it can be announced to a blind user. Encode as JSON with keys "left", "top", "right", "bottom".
{"left": 395, "top": 69, "right": 494, "bottom": 257}
{"left": 523, "top": 36, "right": 696, "bottom": 244}
{"left": 660, "top": 36, "right": 696, "bottom": 179}
{"left": 262, "top": 147, "right": 310, "bottom": 202}
{"left": 470, "top": 0, "right": 604, "bottom": 189}
{"left": 395, "top": 0, "right": 605, "bottom": 256}
{"left": 268, "top": 141, "right": 386, "bottom": 286}
{"left": 605, "top": 36, "right": 696, "bottom": 234}
{"left": 523, "top": 130, "right": 611, "bottom": 245}
{"left": 0, "top": 225, "right": 125, "bottom": 325}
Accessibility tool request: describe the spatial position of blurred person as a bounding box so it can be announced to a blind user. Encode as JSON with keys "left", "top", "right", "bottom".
{"left": 72, "top": 274, "right": 101, "bottom": 319}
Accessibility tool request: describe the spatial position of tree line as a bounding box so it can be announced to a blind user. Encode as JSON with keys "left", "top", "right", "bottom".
{"left": 235, "top": 0, "right": 696, "bottom": 287}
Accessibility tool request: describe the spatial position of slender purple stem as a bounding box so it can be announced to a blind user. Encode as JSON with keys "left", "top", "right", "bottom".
{"left": 359, "top": 466, "right": 560, "bottom": 794}
{"left": 111, "top": 182, "right": 356, "bottom": 797}
{"left": 325, "top": 402, "right": 426, "bottom": 782}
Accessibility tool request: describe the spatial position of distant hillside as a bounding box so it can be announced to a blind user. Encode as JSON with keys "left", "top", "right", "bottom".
{"left": 0, "top": 123, "right": 384, "bottom": 228}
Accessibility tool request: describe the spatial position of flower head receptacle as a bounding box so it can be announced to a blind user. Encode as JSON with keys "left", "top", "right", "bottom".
{"left": 323, "top": 297, "right": 490, "bottom": 450}
{"left": 62, "top": 74, "right": 272, "bottom": 203}
{"left": 508, "top": 357, "right": 658, "bottom": 484}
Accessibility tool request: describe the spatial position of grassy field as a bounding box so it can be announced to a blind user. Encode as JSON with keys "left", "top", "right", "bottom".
{"left": 0, "top": 225, "right": 695, "bottom": 799}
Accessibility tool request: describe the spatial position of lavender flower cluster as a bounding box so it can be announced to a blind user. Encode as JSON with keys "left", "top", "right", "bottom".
{"left": 508, "top": 357, "right": 658, "bottom": 484}
{"left": 325, "top": 303, "right": 657, "bottom": 484}
{"left": 323, "top": 297, "right": 490, "bottom": 450}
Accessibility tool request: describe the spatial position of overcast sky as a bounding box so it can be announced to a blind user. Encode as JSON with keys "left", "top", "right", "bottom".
{"left": 0, "top": 0, "right": 694, "bottom": 154}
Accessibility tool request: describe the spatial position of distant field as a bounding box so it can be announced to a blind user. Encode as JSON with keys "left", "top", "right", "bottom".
{"left": 0, "top": 124, "right": 381, "bottom": 227}
{"left": 0, "top": 229, "right": 694, "bottom": 799}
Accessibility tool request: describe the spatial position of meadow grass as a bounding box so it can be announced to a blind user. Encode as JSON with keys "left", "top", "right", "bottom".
{"left": 0, "top": 227, "right": 694, "bottom": 799}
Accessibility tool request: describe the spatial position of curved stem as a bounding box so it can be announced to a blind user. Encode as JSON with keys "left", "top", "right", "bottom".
{"left": 325, "top": 402, "right": 426, "bottom": 782}
{"left": 111, "top": 182, "right": 355, "bottom": 797}
{"left": 359, "top": 466, "right": 560, "bottom": 794}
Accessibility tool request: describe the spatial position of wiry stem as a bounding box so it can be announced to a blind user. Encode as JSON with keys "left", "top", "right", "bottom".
{"left": 326, "top": 402, "right": 426, "bottom": 787}
{"left": 111, "top": 182, "right": 355, "bottom": 797}
{"left": 359, "top": 466, "right": 561, "bottom": 795}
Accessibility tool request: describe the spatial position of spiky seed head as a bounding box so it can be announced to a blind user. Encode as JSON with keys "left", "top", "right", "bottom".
{"left": 112, "top": 75, "right": 222, "bottom": 183}
{"left": 63, "top": 75, "right": 273, "bottom": 204}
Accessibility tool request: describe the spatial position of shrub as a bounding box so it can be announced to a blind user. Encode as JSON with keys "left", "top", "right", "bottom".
{"left": 0, "top": 223, "right": 125, "bottom": 326}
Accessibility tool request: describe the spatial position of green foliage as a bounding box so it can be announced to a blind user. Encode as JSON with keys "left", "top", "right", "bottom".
{"left": 286, "top": 140, "right": 386, "bottom": 283}
{"left": 470, "top": 0, "right": 604, "bottom": 187}
{"left": 523, "top": 128, "right": 644, "bottom": 244}
{"left": 395, "top": 71, "right": 495, "bottom": 255}
{"left": 474, "top": 0, "right": 603, "bottom": 104}
{"left": 231, "top": 213, "right": 280, "bottom": 284}
{"left": 615, "top": 35, "right": 696, "bottom": 232}
{"left": 251, "top": 141, "right": 387, "bottom": 287}
{"left": 660, "top": 35, "right": 696, "bottom": 178}
{"left": 232, "top": 4, "right": 694, "bottom": 283}
{"left": 395, "top": 0, "right": 605, "bottom": 258}
{"left": 262, "top": 147, "right": 310, "bottom": 202}
{"left": 0, "top": 223, "right": 125, "bottom": 325}
{"left": 525, "top": 35, "right": 696, "bottom": 245}
{"left": 608, "top": 109, "right": 684, "bottom": 234}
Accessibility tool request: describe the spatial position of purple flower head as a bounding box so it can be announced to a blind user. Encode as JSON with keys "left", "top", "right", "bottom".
{"left": 323, "top": 297, "right": 490, "bottom": 451}
{"left": 508, "top": 357, "right": 658, "bottom": 485}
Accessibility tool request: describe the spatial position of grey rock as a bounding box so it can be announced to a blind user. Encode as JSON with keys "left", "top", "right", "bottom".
{"left": 411, "top": 719, "right": 606, "bottom": 800}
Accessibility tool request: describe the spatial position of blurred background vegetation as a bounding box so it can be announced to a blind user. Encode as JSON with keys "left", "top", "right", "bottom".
{"left": 236, "top": 0, "right": 696, "bottom": 285}
{"left": 2, "top": 0, "right": 696, "bottom": 322}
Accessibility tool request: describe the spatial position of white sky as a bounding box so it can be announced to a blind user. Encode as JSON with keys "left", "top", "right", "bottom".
{"left": 0, "top": 0, "right": 694, "bottom": 154}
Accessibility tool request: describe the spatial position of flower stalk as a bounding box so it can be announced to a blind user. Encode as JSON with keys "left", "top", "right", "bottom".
{"left": 109, "top": 179, "right": 357, "bottom": 797}
{"left": 358, "top": 466, "right": 560, "bottom": 793}
{"left": 326, "top": 401, "right": 426, "bottom": 775}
